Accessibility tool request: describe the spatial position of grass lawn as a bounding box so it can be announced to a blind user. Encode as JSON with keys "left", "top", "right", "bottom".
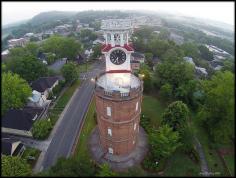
{"left": 49, "top": 80, "right": 81, "bottom": 125}
{"left": 22, "top": 147, "right": 41, "bottom": 168}
{"left": 164, "top": 149, "right": 201, "bottom": 176}
{"left": 73, "top": 97, "right": 96, "bottom": 160}
{"left": 190, "top": 112, "right": 227, "bottom": 176}
{"left": 72, "top": 94, "right": 205, "bottom": 176}
{"left": 141, "top": 95, "right": 166, "bottom": 128}
{"left": 223, "top": 154, "right": 235, "bottom": 176}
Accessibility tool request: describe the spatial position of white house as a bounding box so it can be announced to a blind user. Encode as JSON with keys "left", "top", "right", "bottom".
{"left": 27, "top": 90, "right": 49, "bottom": 107}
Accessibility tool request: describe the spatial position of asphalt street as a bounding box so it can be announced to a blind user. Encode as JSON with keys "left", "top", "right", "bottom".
{"left": 41, "top": 61, "right": 104, "bottom": 171}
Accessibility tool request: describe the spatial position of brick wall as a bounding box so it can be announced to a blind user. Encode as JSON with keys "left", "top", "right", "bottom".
{"left": 95, "top": 88, "right": 142, "bottom": 155}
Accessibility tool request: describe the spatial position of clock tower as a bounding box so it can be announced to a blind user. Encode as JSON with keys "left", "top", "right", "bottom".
{"left": 101, "top": 19, "right": 134, "bottom": 72}
{"left": 89, "top": 19, "right": 148, "bottom": 171}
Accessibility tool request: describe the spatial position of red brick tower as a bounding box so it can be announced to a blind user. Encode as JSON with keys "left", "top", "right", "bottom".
{"left": 95, "top": 19, "right": 142, "bottom": 155}
{"left": 89, "top": 19, "right": 147, "bottom": 170}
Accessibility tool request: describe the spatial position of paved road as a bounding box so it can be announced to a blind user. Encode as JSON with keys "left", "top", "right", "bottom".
{"left": 40, "top": 61, "right": 104, "bottom": 171}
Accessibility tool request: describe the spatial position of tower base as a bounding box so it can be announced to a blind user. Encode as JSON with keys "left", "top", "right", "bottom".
{"left": 88, "top": 126, "right": 148, "bottom": 172}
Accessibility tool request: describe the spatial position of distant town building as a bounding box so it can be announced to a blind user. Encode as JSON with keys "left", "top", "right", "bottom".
{"left": 183, "top": 56, "right": 195, "bottom": 65}
{"left": 195, "top": 66, "right": 208, "bottom": 77}
{"left": 24, "top": 32, "right": 34, "bottom": 38}
{"left": 1, "top": 49, "right": 10, "bottom": 61}
{"left": 93, "top": 37, "right": 104, "bottom": 45}
{"left": 8, "top": 38, "right": 27, "bottom": 48}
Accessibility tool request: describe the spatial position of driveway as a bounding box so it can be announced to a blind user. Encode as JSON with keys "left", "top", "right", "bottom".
{"left": 48, "top": 58, "right": 67, "bottom": 72}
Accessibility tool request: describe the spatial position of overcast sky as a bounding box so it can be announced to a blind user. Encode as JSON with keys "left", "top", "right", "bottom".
{"left": 2, "top": 2, "right": 235, "bottom": 26}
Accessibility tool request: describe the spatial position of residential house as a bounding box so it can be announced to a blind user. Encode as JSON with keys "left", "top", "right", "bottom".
{"left": 85, "top": 48, "right": 94, "bottom": 59}
{"left": 2, "top": 135, "right": 25, "bottom": 157}
{"left": 131, "top": 61, "right": 140, "bottom": 72}
{"left": 27, "top": 90, "right": 50, "bottom": 108}
{"left": 31, "top": 76, "right": 60, "bottom": 100}
{"left": 131, "top": 52, "right": 145, "bottom": 63}
{"left": 2, "top": 107, "right": 44, "bottom": 137}
{"left": 195, "top": 66, "right": 208, "bottom": 77}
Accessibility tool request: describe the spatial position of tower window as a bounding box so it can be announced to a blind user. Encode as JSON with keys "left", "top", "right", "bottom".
{"left": 134, "top": 123, "right": 137, "bottom": 130}
{"left": 108, "top": 128, "right": 112, "bottom": 136}
{"left": 106, "top": 107, "right": 111, "bottom": 116}
{"left": 108, "top": 147, "right": 113, "bottom": 154}
{"left": 135, "top": 102, "right": 139, "bottom": 111}
{"left": 133, "top": 140, "right": 135, "bottom": 144}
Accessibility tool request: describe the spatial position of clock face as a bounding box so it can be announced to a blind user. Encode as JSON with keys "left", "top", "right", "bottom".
{"left": 110, "top": 49, "right": 126, "bottom": 65}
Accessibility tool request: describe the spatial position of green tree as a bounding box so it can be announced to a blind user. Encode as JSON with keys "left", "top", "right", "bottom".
{"left": 92, "top": 44, "right": 102, "bottom": 59}
{"left": 155, "top": 59, "right": 194, "bottom": 90}
{"left": 198, "top": 45, "right": 214, "bottom": 61}
{"left": 222, "top": 58, "right": 235, "bottom": 73}
{"left": 161, "top": 101, "right": 189, "bottom": 133}
{"left": 181, "top": 42, "right": 200, "bottom": 59}
{"left": 2, "top": 72, "right": 32, "bottom": 115}
{"left": 158, "top": 28, "right": 170, "bottom": 40}
{"left": 1, "top": 155, "right": 31, "bottom": 176}
{"left": 149, "top": 125, "right": 182, "bottom": 159}
{"left": 159, "top": 83, "right": 173, "bottom": 101}
{"left": 42, "top": 35, "right": 82, "bottom": 60}
{"left": 5, "top": 54, "right": 48, "bottom": 83}
{"left": 45, "top": 52, "right": 56, "bottom": 64}
{"left": 41, "top": 157, "right": 96, "bottom": 176}
{"left": 144, "top": 52, "right": 154, "bottom": 68}
{"left": 32, "top": 119, "right": 52, "bottom": 139}
{"left": 61, "top": 62, "right": 79, "bottom": 83}
{"left": 139, "top": 64, "right": 152, "bottom": 93}
{"left": 174, "top": 79, "right": 199, "bottom": 108}
{"left": 25, "top": 42, "right": 39, "bottom": 56}
{"left": 198, "top": 71, "right": 234, "bottom": 144}
{"left": 96, "top": 163, "right": 117, "bottom": 177}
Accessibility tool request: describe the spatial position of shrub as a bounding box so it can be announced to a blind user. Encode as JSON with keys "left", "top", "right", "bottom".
{"left": 159, "top": 83, "right": 173, "bottom": 101}
{"left": 32, "top": 119, "right": 52, "bottom": 139}
{"left": 140, "top": 114, "right": 151, "bottom": 133}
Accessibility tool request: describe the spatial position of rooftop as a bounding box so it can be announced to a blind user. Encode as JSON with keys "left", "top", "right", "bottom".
{"left": 2, "top": 107, "right": 44, "bottom": 131}
{"left": 96, "top": 72, "right": 140, "bottom": 93}
{"left": 31, "top": 76, "right": 59, "bottom": 92}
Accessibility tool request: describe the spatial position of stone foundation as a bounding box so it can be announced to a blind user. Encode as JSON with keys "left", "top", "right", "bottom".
{"left": 88, "top": 126, "right": 148, "bottom": 171}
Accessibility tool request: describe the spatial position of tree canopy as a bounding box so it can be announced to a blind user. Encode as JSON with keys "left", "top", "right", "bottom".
{"left": 61, "top": 62, "right": 79, "bottom": 83}
{"left": 149, "top": 125, "right": 182, "bottom": 159}
{"left": 161, "top": 101, "right": 189, "bottom": 133}
{"left": 1, "top": 155, "right": 31, "bottom": 176}
{"left": 198, "top": 71, "right": 234, "bottom": 144}
{"left": 2, "top": 72, "right": 32, "bottom": 115}
{"left": 96, "top": 163, "right": 117, "bottom": 177}
{"left": 42, "top": 35, "right": 82, "bottom": 60}
{"left": 5, "top": 52, "right": 48, "bottom": 83}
